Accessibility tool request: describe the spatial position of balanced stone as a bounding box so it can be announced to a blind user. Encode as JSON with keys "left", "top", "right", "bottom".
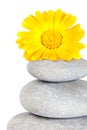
{"left": 20, "top": 80, "right": 87, "bottom": 118}
{"left": 7, "top": 113, "right": 87, "bottom": 130}
{"left": 27, "top": 59, "right": 87, "bottom": 82}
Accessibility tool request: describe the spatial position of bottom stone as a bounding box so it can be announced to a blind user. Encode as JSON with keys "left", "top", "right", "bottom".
{"left": 7, "top": 113, "right": 87, "bottom": 130}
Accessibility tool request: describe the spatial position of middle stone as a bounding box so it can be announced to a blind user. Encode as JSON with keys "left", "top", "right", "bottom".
{"left": 20, "top": 80, "right": 87, "bottom": 118}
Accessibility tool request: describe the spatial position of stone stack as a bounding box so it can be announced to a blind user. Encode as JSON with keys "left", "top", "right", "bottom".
{"left": 7, "top": 59, "right": 87, "bottom": 130}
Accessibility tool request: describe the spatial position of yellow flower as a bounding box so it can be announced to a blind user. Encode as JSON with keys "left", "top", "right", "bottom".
{"left": 16, "top": 9, "right": 86, "bottom": 61}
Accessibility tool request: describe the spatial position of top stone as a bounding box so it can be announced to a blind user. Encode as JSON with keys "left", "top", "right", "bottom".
{"left": 27, "top": 59, "right": 87, "bottom": 82}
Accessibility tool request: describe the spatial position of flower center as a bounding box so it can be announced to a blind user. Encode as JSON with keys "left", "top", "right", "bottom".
{"left": 41, "top": 30, "right": 62, "bottom": 49}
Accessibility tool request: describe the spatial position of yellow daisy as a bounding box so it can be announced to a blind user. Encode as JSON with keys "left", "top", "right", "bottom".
{"left": 16, "top": 9, "right": 86, "bottom": 61}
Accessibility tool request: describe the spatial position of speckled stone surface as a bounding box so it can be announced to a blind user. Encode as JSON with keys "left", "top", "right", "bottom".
{"left": 20, "top": 80, "right": 87, "bottom": 118}
{"left": 7, "top": 113, "right": 87, "bottom": 130}
{"left": 27, "top": 59, "right": 87, "bottom": 82}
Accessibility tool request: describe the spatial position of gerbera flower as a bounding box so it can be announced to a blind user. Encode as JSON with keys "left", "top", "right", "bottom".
{"left": 16, "top": 9, "right": 86, "bottom": 61}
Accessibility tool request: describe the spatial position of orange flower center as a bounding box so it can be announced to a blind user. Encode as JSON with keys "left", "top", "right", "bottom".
{"left": 41, "top": 30, "right": 62, "bottom": 49}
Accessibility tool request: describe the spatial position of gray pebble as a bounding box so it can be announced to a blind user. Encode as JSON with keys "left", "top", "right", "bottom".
{"left": 20, "top": 80, "right": 87, "bottom": 118}
{"left": 7, "top": 113, "right": 87, "bottom": 130}
{"left": 27, "top": 59, "right": 87, "bottom": 82}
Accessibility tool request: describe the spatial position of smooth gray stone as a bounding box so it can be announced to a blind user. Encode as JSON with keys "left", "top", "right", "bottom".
{"left": 27, "top": 59, "right": 87, "bottom": 82}
{"left": 20, "top": 80, "right": 87, "bottom": 118}
{"left": 7, "top": 113, "right": 87, "bottom": 130}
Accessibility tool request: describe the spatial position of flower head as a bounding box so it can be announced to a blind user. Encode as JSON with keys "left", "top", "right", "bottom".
{"left": 16, "top": 9, "right": 86, "bottom": 61}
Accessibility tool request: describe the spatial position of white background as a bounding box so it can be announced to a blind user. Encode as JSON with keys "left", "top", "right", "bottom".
{"left": 0, "top": 0, "right": 87, "bottom": 130}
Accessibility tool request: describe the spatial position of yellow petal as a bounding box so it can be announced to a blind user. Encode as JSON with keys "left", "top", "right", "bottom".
{"left": 60, "top": 16, "right": 76, "bottom": 32}
{"left": 35, "top": 11, "right": 48, "bottom": 31}
{"left": 22, "top": 15, "right": 43, "bottom": 32}
{"left": 71, "top": 52, "right": 81, "bottom": 59}
{"left": 23, "top": 46, "right": 43, "bottom": 60}
{"left": 47, "top": 10, "right": 54, "bottom": 30}
{"left": 42, "top": 48, "right": 49, "bottom": 59}
{"left": 54, "top": 9, "right": 65, "bottom": 29}
{"left": 31, "top": 46, "right": 46, "bottom": 60}
{"left": 48, "top": 49, "right": 57, "bottom": 60}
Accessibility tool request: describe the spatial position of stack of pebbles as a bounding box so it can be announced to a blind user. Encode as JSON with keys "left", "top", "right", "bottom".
{"left": 8, "top": 59, "right": 87, "bottom": 130}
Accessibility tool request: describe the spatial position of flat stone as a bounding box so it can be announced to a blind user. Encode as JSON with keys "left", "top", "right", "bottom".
{"left": 27, "top": 59, "right": 87, "bottom": 82}
{"left": 7, "top": 113, "right": 87, "bottom": 130}
{"left": 20, "top": 80, "right": 87, "bottom": 118}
